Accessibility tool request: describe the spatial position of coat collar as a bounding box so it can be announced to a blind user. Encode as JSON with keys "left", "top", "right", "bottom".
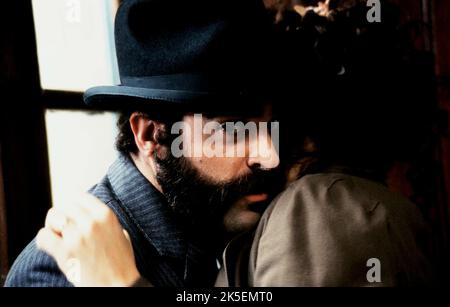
{"left": 107, "top": 154, "right": 186, "bottom": 259}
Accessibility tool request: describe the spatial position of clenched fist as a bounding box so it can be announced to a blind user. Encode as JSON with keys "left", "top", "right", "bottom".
{"left": 36, "top": 193, "right": 141, "bottom": 287}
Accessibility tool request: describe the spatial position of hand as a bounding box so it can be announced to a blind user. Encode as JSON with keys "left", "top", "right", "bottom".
{"left": 36, "top": 193, "right": 141, "bottom": 287}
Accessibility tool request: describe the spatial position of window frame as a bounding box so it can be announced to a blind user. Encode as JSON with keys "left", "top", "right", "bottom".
{"left": 0, "top": 1, "right": 102, "bottom": 273}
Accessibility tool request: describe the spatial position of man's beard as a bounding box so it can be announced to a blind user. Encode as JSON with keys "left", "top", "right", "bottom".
{"left": 155, "top": 152, "right": 281, "bottom": 230}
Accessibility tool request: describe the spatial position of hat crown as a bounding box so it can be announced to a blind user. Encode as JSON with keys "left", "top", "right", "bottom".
{"left": 84, "top": 0, "right": 277, "bottom": 109}
{"left": 115, "top": 0, "right": 270, "bottom": 82}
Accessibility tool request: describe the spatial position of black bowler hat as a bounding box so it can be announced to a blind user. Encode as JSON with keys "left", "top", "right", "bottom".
{"left": 84, "top": 0, "right": 277, "bottom": 111}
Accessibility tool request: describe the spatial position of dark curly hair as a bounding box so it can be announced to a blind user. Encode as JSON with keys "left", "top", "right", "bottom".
{"left": 272, "top": 0, "right": 434, "bottom": 175}
{"left": 115, "top": 112, "right": 139, "bottom": 155}
{"left": 115, "top": 110, "right": 183, "bottom": 155}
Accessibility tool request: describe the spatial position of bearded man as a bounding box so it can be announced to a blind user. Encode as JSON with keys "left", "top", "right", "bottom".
{"left": 5, "top": 0, "right": 282, "bottom": 287}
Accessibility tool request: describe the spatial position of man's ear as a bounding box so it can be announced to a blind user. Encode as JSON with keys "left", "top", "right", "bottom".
{"left": 129, "top": 112, "right": 164, "bottom": 158}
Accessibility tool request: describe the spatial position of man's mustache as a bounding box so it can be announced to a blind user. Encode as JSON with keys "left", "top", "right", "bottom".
{"left": 219, "top": 168, "right": 282, "bottom": 201}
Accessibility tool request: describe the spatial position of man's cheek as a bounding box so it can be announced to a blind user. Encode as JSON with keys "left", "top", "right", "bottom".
{"left": 187, "top": 156, "right": 244, "bottom": 183}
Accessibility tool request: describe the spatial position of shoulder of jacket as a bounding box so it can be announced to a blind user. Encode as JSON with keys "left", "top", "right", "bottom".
{"left": 274, "top": 172, "right": 418, "bottom": 219}
{"left": 5, "top": 239, "right": 72, "bottom": 287}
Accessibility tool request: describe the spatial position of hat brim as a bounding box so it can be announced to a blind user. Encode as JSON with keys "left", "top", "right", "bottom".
{"left": 83, "top": 85, "right": 214, "bottom": 111}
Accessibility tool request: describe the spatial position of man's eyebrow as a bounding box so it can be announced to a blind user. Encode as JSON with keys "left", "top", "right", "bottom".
{"left": 206, "top": 116, "right": 246, "bottom": 123}
{"left": 209, "top": 116, "right": 277, "bottom": 123}
{"left": 202, "top": 107, "right": 266, "bottom": 120}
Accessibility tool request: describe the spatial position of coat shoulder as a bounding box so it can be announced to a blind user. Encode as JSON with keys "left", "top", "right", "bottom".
{"left": 250, "top": 172, "right": 432, "bottom": 286}
{"left": 5, "top": 238, "right": 72, "bottom": 287}
{"left": 5, "top": 176, "right": 115, "bottom": 287}
{"left": 280, "top": 172, "right": 421, "bottom": 222}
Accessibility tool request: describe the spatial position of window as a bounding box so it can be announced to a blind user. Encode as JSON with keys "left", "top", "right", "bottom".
{"left": 45, "top": 110, "right": 118, "bottom": 207}
{"left": 32, "top": 0, "right": 120, "bottom": 91}
{"left": 32, "top": 0, "right": 121, "bottom": 207}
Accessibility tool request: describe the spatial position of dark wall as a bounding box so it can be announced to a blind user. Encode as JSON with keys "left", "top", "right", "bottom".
{"left": 0, "top": 0, "right": 52, "bottom": 269}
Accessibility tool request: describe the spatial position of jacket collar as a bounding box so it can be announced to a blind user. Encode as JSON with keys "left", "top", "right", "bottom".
{"left": 107, "top": 154, "right": 186, "bottom": 259}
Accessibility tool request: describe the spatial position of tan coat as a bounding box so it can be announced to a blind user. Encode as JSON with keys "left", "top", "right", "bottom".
{"left": 216, "top": 172, "right": 433, "bottom": 287}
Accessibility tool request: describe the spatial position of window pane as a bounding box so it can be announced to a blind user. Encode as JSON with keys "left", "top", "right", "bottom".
{"left": 45, "top": 110, "right": 118, "bottom": 207}
{"left": 32, "top": 0, "right": 120, "bottom": 92}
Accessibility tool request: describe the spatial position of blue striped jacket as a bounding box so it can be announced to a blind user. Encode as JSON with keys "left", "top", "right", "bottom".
{"left": 5, "top": 154, "right": 217, "bottom": 287}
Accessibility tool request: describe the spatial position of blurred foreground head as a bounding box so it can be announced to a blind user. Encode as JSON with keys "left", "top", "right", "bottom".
{"left": 269, "top": 0, "right": 434, "bottom": 178}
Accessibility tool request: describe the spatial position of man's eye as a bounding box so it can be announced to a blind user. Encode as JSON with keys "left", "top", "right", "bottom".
{"left": 219, "top": 123, "right": 236, "bottom": 135}
{"left": 219, "top": 123, "right": 243, "bottom": 142}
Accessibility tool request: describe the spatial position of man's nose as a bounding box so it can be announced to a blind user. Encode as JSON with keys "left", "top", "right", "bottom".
{"left": 247, "top": 134, "right": 280, "bottom": 170}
